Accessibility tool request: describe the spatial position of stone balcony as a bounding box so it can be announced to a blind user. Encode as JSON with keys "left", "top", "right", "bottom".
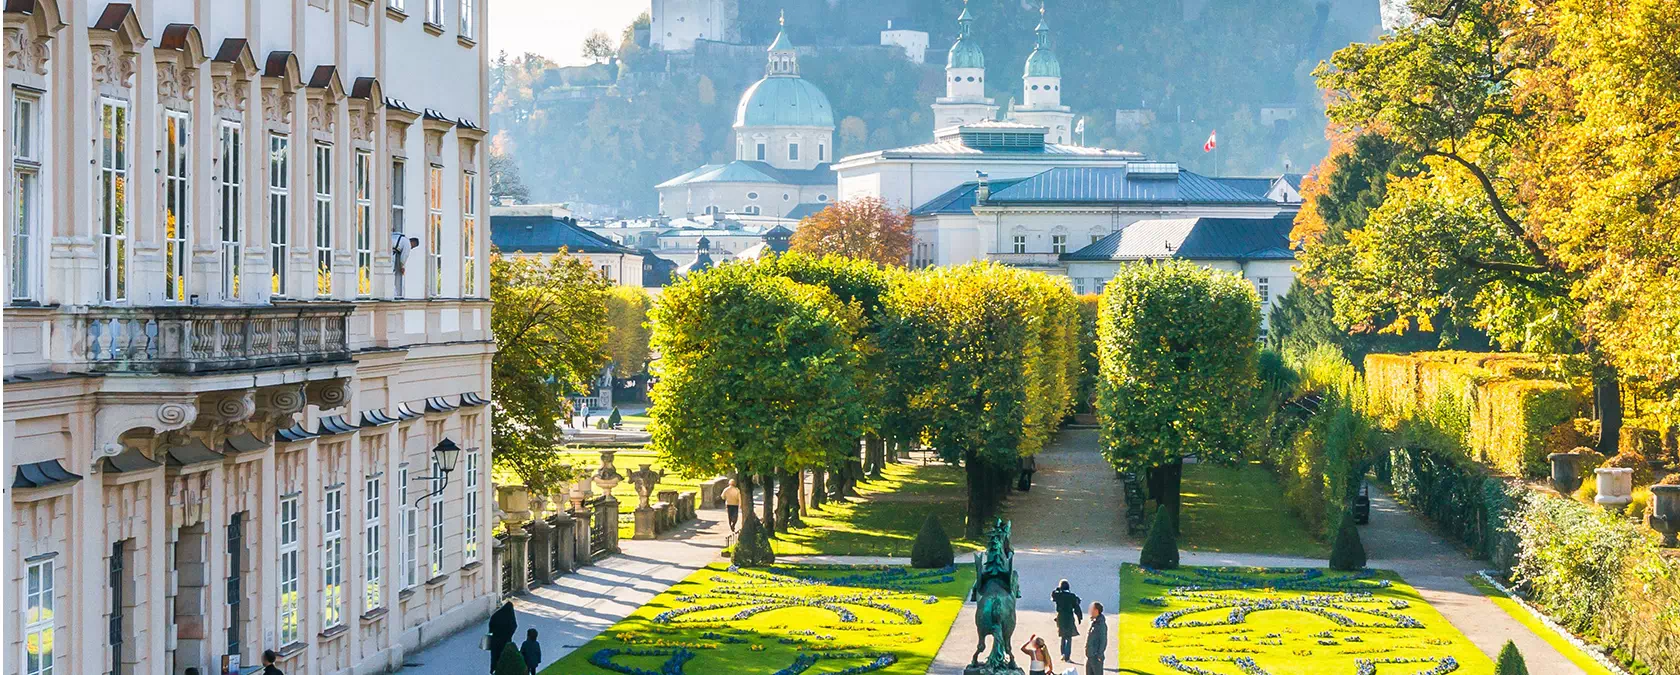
{"left": 988, "top": 252, "right": 1067, "bottom": 268}
{"left": 74, "top": 302, "right": 355, "bottom": 374}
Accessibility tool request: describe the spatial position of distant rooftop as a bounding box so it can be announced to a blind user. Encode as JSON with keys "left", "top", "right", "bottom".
{"left": 657, "top": 160, "right": 835, "bottom": 189}
{"left": 1062, "top": 215, "right": 1297, "bottom": 262}
{"left": 490, "top": 212, "right": 633, "bottom": 255}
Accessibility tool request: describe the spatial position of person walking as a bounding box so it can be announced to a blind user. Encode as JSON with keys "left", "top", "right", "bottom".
{"left": 721, "top": 479, "right": 743, "bottom": 532}
{"left": 1020, "top": 635, "right": 1056, "bottom": 674}
{"left": 1084, "top": 602, "right": 1107, "bottom": 675}
{"left": 520, "top": 628, "right": 543, "bottom": 675}
{"left": 1051, "top": 579, "right": 1083, "bottom": 662}
{"left": 261, "top": 650, "right": 283, "bottom": 675}
{"left": 486, "top": 600, "right": 518, "bottom": 673}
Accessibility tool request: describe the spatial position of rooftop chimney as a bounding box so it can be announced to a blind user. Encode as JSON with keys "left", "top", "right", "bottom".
{"left": 975, "top": 171, "right": 990, "bottom": 203}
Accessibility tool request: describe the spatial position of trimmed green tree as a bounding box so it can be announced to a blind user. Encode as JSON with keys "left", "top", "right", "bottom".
{"left": 1139, "top": 507, "right": 1180, "bottom": 570}
{"left": 1495, "top": 641, "right": 1528, "bottom": 675}
{"left": 495, "top": 643, "right": 527, "bottom": 675}
{"left": 1095, "top": 260, "right": 1260, "bottom": 530}
{"left": 648, "top": 262, "right": 866, "bottom": 564}
{"left": 1329, "top": 513, "right": 1368, "bottom": 571}
{"left": 910, "top": 513, "right": 955, "bottom": 569}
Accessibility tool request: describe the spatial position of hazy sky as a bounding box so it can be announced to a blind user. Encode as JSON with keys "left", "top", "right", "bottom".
{"left": 489, "top": 0, "right": 649, "bottom": 67}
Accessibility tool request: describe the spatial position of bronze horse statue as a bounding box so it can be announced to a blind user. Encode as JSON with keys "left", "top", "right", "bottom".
{"left": 967, "top": 519, "right": 1023, "bottom": 674}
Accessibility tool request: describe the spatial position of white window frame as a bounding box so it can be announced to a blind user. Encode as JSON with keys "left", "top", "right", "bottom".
{"left": 426, "top": 0, "right": 442, "bottom": 25}
{"left": 429, "top": 456, "right": 444, "bottom": 577}
{"left": 163, "top": 109, "right": 191, "bottom": 302}
{"left": 461, "top": 171, "right": 477, "bottom": 296}
{"left": 458, "top": 0, "right": 475, "bottom": 39}
{"left": 219, "top": 122, "right": 244, "bottom": 299}
{"left": 322, "top": 486, "right": 344, "bottom": 628}
{"left": 269, "top": 133, "right": 291, "bottom": 297}
{"left": 24, "top": 557, "right": 54, "bottom": 675}
{"left": 743, "top": 205, "right": 760, "bottom": 216}
{"left": 314, "top": 142, "right": 334, "bottom": 297}
{"left": 278, "top": 494, "right": 301, "bottom": 646}
{"left": 1012, "top": 235, "right": 1027, "bottom": 255}
{"left": 788, "top": 142, "right": 800, "bottom": 162}
{"left": 427, "top": 164, "right": 444, "bottom": 297}
{"left": 364, "top": 473, "right": 383, "bottom": 611}
{"left": 387, "top": 0, "right": 405, "bottom": 12}
{"left": 1257, "top": 277, "right": 1271, "bottom": 306}
{"left": 755, "top": 142, "right": 766, "bottom": 161}
{"left": 391, "top": 158, "right": 406, "bottom": 296}
{"left": 399, "top": 464, "right": 418, "bottom": 589}
{"left": 818, "top": 143, "right": 825, "bottom": 162}
{"left": 1074, "top": 277, "right": 1087, "bottom": 295}
{"left": 1051, "top": 234, "right": 1067, "bottom": 255}
{"left": 10, "top": 89, "right": 40, "bottom": 303}
{"left": 355, "top": 150, "right": 373, "bottom": 297}
{"left": 98, "top": 98, "right": 130, "bottom": 302}
{"left": 463, "top": 449, "right": 480, "bottom": 562}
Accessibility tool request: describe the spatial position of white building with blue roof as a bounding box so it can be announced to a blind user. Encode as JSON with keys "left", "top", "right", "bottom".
{"left": 656, "top": 14, "right": 837, "bottom": 219}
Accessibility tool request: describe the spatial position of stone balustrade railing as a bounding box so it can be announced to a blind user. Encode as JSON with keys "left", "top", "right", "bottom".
{"left": 75, "top": 302, "right": 355, "bottom": 374}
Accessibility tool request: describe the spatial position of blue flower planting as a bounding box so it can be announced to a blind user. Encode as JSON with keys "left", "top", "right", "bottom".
{"left": 589, "top": 648, "right": 898, "bottom": 675}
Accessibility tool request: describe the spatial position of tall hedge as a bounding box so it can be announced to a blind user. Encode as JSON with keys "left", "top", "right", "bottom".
{"left": 1378, "top": 446, "right": 1518, "bottom": 568}
{"left": 1364, "top": 352, "right": 1583, "bottom": 478}
{"left": 1259, "top": 346, "right": 1373, "bottom": 539}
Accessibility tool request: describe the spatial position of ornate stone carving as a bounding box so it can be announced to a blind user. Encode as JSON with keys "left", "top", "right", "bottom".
{"left": 4, "top": 27, "right": 52, "bottom": 75}
{"left": 306, "top": 378, "right": 351, "bottom": 410}
{"left": 307, "top": 97, "right": 335, "bottom": 134}
{"left": 205, "top": 390, "right": 257, "bottom": 427}
{"left": 91, "top": 44, "right": 137, "bottom": 88}
{"left": 212, "top": 74, "right": 249, "bottom": 112}
{"left": 263, "top": 88, "right": 293, "bottom": 125}
{"left": 424, "top": 130, "right": 444, "bottom": 160}
{"left": 386, "top": 124, "right": 408, "bottom": 152}
{"left": 156, "top": 401, "right": 198, "bottom": 431}
{"left": 156, "top": 61, "right": 197, "bottom": 102}
{"left": 459, "top": 141, "right": 477, "bottom": 168}
{"left": 257, "top": 385, "right": 307, "bottom": 426}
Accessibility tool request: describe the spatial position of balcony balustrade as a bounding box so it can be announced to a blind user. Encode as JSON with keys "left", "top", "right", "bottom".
{"left": 988, "top": 252, "right": 1066, "bottom": 267}
{"left": 76, "top": 302, "right": 355, "bottom": 374}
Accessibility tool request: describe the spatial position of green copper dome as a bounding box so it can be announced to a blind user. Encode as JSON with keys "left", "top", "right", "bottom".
{"left": 734, "top": 77, "right": 835, "bottom": 128}
{"left": 947, "top": 2, "right": 984, "bottom": 69}
{"left": 1024, "top": 8, "right": 1059, "bottom": 77}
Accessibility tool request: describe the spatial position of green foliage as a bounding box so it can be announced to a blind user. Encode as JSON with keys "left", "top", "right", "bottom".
{"left": 909, "top": 513, "right": 954, "bottom": 569}
{"left": 1495, "top": 641, "right": 1528, "bottom": 675}
{"left": 490, "top": 251, "right": 611, "bottom": 496}
{"left": 607, "top": 408, "right": 623, "bottom": 429}
{"left": 1139, "top": 507, "right": 1180, "bottom": 570}
{"left": 1075, "top": 294, "right": 1101, "bottom": 414}
{"left": 1602, "top": 452, "right": 1655, "bottom": 487}
{"left": 1378, "top": 446, "right": 1518, "bottom": 568}
{"left": 1258, "top": 346, "right": 1374, "bottom": 539}
{"left": 1328, "top": 513, "right": 1367, "bottom": 571}
{"left": 648, "top": 261, "right": 867, "bottom": 481}
{"left": 732, "top": 512, "right": 776, "bottom": 567}
{"left": 496, "top": 643, "right": 527, "bottom": 675}
{"left": 1095, "top": 260, "right": 1260, "bottom": 474}
{"left": 604, "top": 286, "right": 653, "bottom": 376}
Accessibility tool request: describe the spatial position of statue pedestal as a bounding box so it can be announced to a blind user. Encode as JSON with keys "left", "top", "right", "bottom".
{"left": 633, "top": 506, "right": 659, "bottom": 540}
{"left": 963, "top": 665, "right": 1024, "bottom": 675}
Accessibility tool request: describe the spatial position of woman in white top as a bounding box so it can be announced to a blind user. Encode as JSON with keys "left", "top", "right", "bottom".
{"left": 1020, "top": 634, "right": 1055, "bottom": 674}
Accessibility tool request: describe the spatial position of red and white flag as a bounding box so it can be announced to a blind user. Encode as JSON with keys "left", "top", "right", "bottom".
{"left": 1203, "top": 130, "right": 1218, "bottom": 152}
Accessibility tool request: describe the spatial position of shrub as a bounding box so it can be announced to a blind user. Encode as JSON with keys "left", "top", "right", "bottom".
{"left": 732, "top": 515, "right": 775, "bottom": 568}
{"left": 1629, "top": 488, "right": 1653, "bottom": 521}
{"left": 1329, "top": 514, "right": 1367, "bottom": 571}
{"left": 496, "top": 643, "right": 527, "bottom": 675}
{"left": 1480, "top": 379, "right": 1583, "bottom": 478}
{"left": 910, "top": 513, "right": 954, "bottom": 569}
{"left": 1259, "top": 346, "right": 1372, "bottom": 540}
{"left": 1541, "top": 421, "right": 1590, "bottom": 459}
{"left": 1573, "top": 479, "right": 1597, "bottom": 505}
{"left": 1660, "top": 473, "right": 1680, "bottom": 486}
{"left": 1385, "top": 446, "right": 1517, "bottom": 565}
{"left": 1495, "top": 641, "right": 1528, "bottom": 675}
{"left": 1139, "top": 507, "right": 1180, "bottom": 570}
{"left": 608, "top": 408, "right": 623, "bottom": 429}
{"left": 1620, "top": 425, "right": 1661, "bottom": 460}
{"left": 1603, "top": 451, "right": 1655, "bottom": 486}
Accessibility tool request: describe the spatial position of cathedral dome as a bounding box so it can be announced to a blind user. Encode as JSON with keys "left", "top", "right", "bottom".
{"left": 734, "top": 73, "right": 834, "bottom": 128}
{"left": 1024, "top": 12, "right": 1059, "bottom": 77}
{"left": 948, "top": 5, "right": 985, "bottom": 69}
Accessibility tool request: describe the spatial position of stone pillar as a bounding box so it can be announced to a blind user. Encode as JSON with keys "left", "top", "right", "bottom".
{"left": 658, "top": 490, "right": 679, "bottom": 521}
{"left": 551, "top": 513, "right": 577, "bottom": 573}
{"left": 599, "top": 498, "right": 621, "bottom": 553}
{"left": 635, "top": 505, "right": 659, "bottom": 539}
{"left": 507, "top": 526, "right": 531, "bottom": 595}
{"left": 528, "top": 518, "right": 554, "bottom": 585}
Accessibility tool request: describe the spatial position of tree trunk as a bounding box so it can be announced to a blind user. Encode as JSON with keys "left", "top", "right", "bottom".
{"left": 761, "top": 471, "right": 776, "bottom": 535}
{"left": 810, "top": 468, "right": 826, "bottom": 509}
{"left": 778, "top": 469, "right": 802, "bottom": 530}
{"left": 732, "top": 469, "right": 775, "bottom": 567}
{"left": 845, "top": 457, "right": 863, "bottom": 497}
{"left": 1594, "top": 365, "right": 1623, "bottom": 457}
{"left": 828, "top": 463, "right": 847, "bottom": 502}
{"left": 798, "top": 470, "right": 809, "bottom": 518}
{"left": 1160, "top": 458, "right": 1184, "bottom": 533}
{"left": 867, "top": 435, "right": 885, "bottom": 480}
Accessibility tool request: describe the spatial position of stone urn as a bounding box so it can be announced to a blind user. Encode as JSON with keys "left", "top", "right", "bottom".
{"left": 628, "top": 463, "right": 665, "bottom": 511}
{"left": 593, "top": 450, "right": 624, "bottom": 497}
{"left": 498, "top": 484, "right": 532, "bottom": 523}
{"left": 1595, "top": 467, "right": 1634, "bottom": 512}
{"left": 569, "top": 474, "right": 594, "bottom": 512}
{"left": 1651, "top": 485, "right": 1680, "bottom": 547}
{"left": 1549, "top": 452, "right": 1587, "bottom": 495}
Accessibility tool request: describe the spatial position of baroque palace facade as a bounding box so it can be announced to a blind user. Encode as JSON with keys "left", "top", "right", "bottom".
{"left": 3, "top": 1, "right": 495, "bottom": 674}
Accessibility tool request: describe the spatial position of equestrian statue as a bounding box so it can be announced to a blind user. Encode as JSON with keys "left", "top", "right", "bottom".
{"left": 966, "top": 518, "right": 1023, "bottom": 675}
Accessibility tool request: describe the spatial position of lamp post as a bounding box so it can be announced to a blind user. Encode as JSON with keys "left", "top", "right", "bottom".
{"left": 413, "top": 438, "right": 463, "bottom": 505}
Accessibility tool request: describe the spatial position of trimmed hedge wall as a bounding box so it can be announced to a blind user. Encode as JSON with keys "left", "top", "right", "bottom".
{"left": 1365, "top": 352, "right": 1584, "bottom": 478}
{"left": 1259, "top": 346, "right": 1372, "bottom": 541}
{"left": 1374, "top": 445, "right": 1519, "bottom": 569}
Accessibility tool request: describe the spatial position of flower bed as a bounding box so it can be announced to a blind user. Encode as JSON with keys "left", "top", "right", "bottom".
{"left": 541, "top": 563, "right": 972, "bottom": 675}
{"left": 1120, "top": 565, "right": 1492, "bottom": 675}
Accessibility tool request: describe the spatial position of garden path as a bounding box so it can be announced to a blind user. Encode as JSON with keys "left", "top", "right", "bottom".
{"left": 927, "top": 428, "right": 1586, "bottom": 675}
{"left": 396, "top": 509, "right": 732, "bottom": 673}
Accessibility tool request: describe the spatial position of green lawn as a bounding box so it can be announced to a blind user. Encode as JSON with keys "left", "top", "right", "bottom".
{"left": 1465, "top": 573, "right": 1618, "bottom": 675}
{"left": 1119, "top": 565, "right": 1492, "bottom": 675}
{"left": 1177, "top": 460, "right": 1329, "bottom": 558}
{"left": 541, "top": 563, "right": 973, "bottom": 675}
{"left": 766, "top": 460, "right": 982, "bottom": 557}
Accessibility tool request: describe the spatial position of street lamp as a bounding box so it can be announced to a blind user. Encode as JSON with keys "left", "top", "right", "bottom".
{"left": 414, "top": 438, "right": 463, "bottom": 504}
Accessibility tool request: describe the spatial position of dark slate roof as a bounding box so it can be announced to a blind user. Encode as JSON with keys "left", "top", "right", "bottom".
{"left": 12, "top": 459, "right": 81, "bottom": 489}
{"left": 1281, "top": 173, "right": 1305, "bottom": 191}
{"left": 909, "top": 178, "right": 1031, "bottom": 216}
{"left": 1062, "top": 215, "right": 1298, "bottom": 262}
{"left": 491, "top": 215, "right": 634, "bottom": 255}
{"left": 1213, "top": 177, "right": 1277, "bottom": 198}
{"left": 785, "top": 202, "right": 828, "bottom": 221}
{"left": 987, "top": 167, "right": 1275, "bottom": 205}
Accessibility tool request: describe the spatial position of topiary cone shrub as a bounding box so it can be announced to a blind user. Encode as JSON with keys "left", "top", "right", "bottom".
{"left": 1329, "top": 513, "right": 1367, "bottom": 571}
{"left": 1139, "top": 507, "right": 1179, "bottom": 569}
{"left": 496, "top": 643, "right": 527, "bottom": 675}
{"left": 731, "top": 515, "right": 776, "bottom": 568}
{"left": 1495, "top": 640, "right": 1528, "bottom": 675}
{"left": 608, "top": 407, "right": 623, "bottom": 429}
{"left": 910, "top": 513, "right": 954, "bottom": 568}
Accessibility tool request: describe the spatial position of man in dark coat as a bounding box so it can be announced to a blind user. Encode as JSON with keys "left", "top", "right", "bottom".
{"left": 487, "top": 601, "right": 518, "bottom": 673}
{"left": 1050, "top": 579, "right": 1083, "bottom": 662}
{"left": 1084, "top": 602, "right": 1108, "bottom": 675}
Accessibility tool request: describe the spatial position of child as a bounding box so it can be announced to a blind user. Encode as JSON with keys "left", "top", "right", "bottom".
{"left": 520, "top": 628, "right": 543, "bottom": 675}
